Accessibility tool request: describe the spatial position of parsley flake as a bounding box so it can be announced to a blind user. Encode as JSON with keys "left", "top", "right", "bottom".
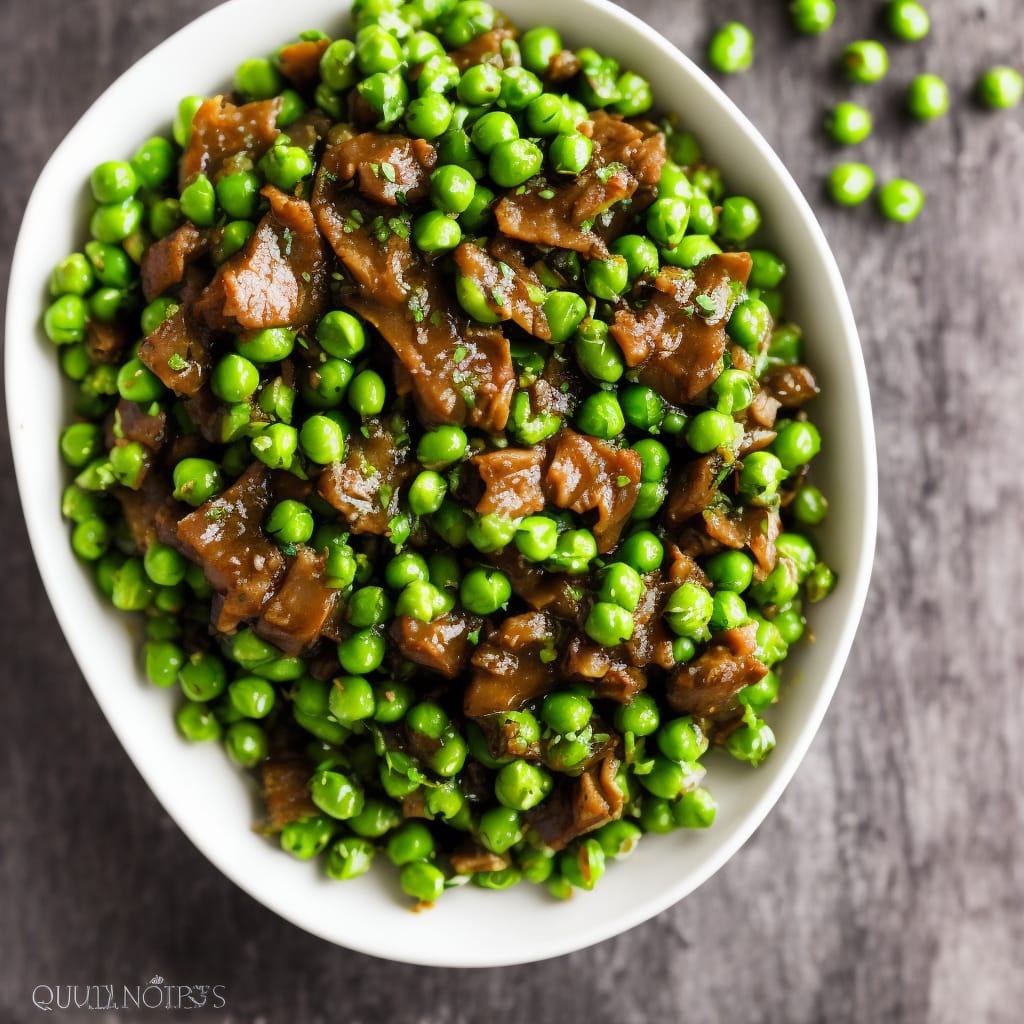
{"left": 166, "top": 353, "right": 187, "bottom": 372}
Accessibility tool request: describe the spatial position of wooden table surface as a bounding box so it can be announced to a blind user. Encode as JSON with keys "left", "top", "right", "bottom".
{"left": 2, "top": 1, "right": 1022, "bottom": 1020}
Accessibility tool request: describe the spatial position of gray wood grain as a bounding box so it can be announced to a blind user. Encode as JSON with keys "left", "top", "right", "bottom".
{"left": 2, "top": 1, "right": 1022, "bottom": 1020}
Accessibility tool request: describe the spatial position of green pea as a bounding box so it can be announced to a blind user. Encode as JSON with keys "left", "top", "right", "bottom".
{"left": 750, "top": 557, "right": 800, "bottom": 609}
{"left": 494, "top": 760, "right": 552, "bottom": 812}
{"left": 50, "top": 253, "right": 94, "bottom": 298}
{"left": 116, "top": 358, "right": 163, "bottom": 404}
{"left": 664, "top": 582, "right": 714, "bottom": 639}
{"left": 404, "top": 27, "right": 444, "bottom": 62}
{"left": 172, "top": 458, "right": 222, "bottom": 506}
{"left": 574, "top": 319, "right": 624, "bottom": 384}
{"left": 399, "top": 861, "right": 445, "bottom": 902}
{"left": 657, "top": 716, "right": 709, "bottom": 762}
{"left": 646, "top": 196, "right": 690, "bottom": 249}
{"left": 878, "top": 178, "right": 925, "bottom": 223}
{"left": 417, "top": 53, "right": 461, "bottom": 97}
{"left": 506, "top": 391, "right": 562, "bottom": 445}
{"left": 718, "top": 195, "right": 761, "bottom": 242}
{"left": 385, "top": 821, "right": 434, "bottom": 865}
{"left": 790, "top": 0, "right": 835, "bottom": 33}
{"left": 632, "top": 480, "right": 667, "bottom": 519}
{"left": 828, "top": 162, "right": 876, "bottom": 206}
{"left": 224, "top": 675, "right": 274, "bottom": 719}
{"left": 83, "top": 240, "right": 133, "bottom": 289}
{"left": 686, "top": 189, "right": 717, "bottom": 235}
{"left": 773, "top": 421, "right": 822, "bottom": 471}
{"left": 132, "top": 136, "right": 175, "bottom": 189}
{"left": 575, "top": 391, "right": 625, "bottom": 439}
{"left": 777, "top": 533, "right": 818, "bottom": 581}
{"left": 806, "top": 562, "right": 837, "bottom": 602}
{"left": 234, "top": 56, "right": 284, "bottom": 99}
{"left": 458, "top": 182, "right": 495, "bottom": 232}
{"left": 459, "top": 566, "right": 511, "bottom": 615}
{"left": 74, "top": 456, "right": 116, "bottom": 493}
{"left": 739, "top": 451, "right": 786, "bottom": 504}
{"left": 509, "top": 515, "right": 556, "bottom": 563}
{"left": 405, "top": 93, "right": 454, "bottom": 139}
{"left": 712, "top": 368, "right": 756, "bottom": 415}
{"left": 148, "top": 197, "right": 182, "bottom": 239}
{"left": 686, "top": 409, "right": 736, "bottom": 454}
{"left": 172, "top": 95, "right": 204, "bottom": 147}
{"left": 60, "top": 423, "right": 102, "bottom": 468}
{"left": 176, "top": 701, "right": 221, "bottom": 742}
{"left": 431, "top": 498, "right": 472, "bottom": 546}
{"left": 412, "top": 209, "right": 463, "bottom": 253}
{"left": 541, "top": 691, "right": 592, "bottom": 734}
{"left": 525, "top": 93, "right": 569, "bottom": 137}
{"left": 826, "top": 102, "right": 873, "bottom": 145}
{"left": 385, "top": 551, "right": 430, "bottom": 590}
{"left": 498, "top": 66, "right": 542, "bottom": 110}
{"left": 546, "top": 528, "right": 597, "bottom": 574}
{"left": 238, "top": 326, "right": 295, "bottom": 365}
{"left": 416, "top": 424, "right": 467, "bottom": 469}
{"left": 179, "top": 173, "right": 216, "bottom": 227}
{"left": 977, "top": 66, "right": 1024, "bottom": 110}
{"left": 520, "top": 25, "right": 561, "bottom": 74}
{"left": 315, "top": 311, "right": 365, "bottom": 360}
{"left": 319, "top": 38, "right": 357, "bottom": 91}
{"left": 71, "top": 517, "right": 110, "bottom": 561}
{"left": 143, "top": 542, "right": 188, "bottom": 587}
{"left": 728, "top": 298, "right": 773, "bottom": 352}
{"left": 140, "top": 296, "right": 179, "bottom": 336}
{"left": 89, "top": 197, "right": 144, "bottom": 244}
{"left": 224, "top": 721, "right": 268, "bottom": 767}
{"left": 296, "top": 414, "right": 343, "bottom": 465}
{"left": 470, "top": 111, "right": 518, "bottom": 157}
{"left": 726, "top": 716, "right": 776, "bottom": 766}
{"left": 143, "top": 640, "right": 185, "bottom": 689}
{"left": 90, "top": 160, "right": 138, "bottom": 204}
{"left": 467, "top": 512, "right": 519, "bottom": 554}
{"left": 708, "top": 21, "right": 754, "bottom": 74}
{"left": 774, "top": 607, "right": 806, "bottom": 645}
{"left": 210, "top": 353, "right": 259, "bottom": 404}
{"left": 345, "top": 369, "right": 386, "bottom": 417}
{"left": 705, "top": 550, "right": 755, "bottom": 594}
{"left": 560, "top": 838, "right": 606, "bottom": 891}
{"left": 395, "top": 579, "right": 454, "bottom": 621}
{"left": 310, "top": 768, "right": 365, "bottom": 820}
{"left": 740, "top": 668, "right": 780, "bottom": 712}
{"left": 477, "top": 806, "right": 522, "bottom": 854}
{"left": 539, "top": 291, "right": 585, "bottom": 344}
{"left": 442, "top": 0, "right": 496, "bottom": 47}
{"left": 547, "top": 131, "right": 593, "bottom": 175}
{"left": 599, "top": 562, "right": 644, "bottom": 612}
{"left": 355, "top": 24, "right": 405, "bottom": 74}
{"left": 216, "top": 171, "right": 260, "bottom": 220}
{"left": 661, "top": 235, "right": 722, "bottom": 269}
{"left": 792, "top": 484, "right": 829, "bottom": 526}
{"left": 337, "top": 629, "right": 386, "bottom": 675}
{"left": 842, "top": 40, "right": 889, "bottom": 84}
{"left": 40, "top": 292, "right": 83, "bottom": 348}
{"left": 489, "top": 138, "right": 543, "bottom": 188}
{"left": 618, "top": 530, "right": 663, "bottom": 574}
{"left": 280, "top": 816, "right": 335, "bottom": 860}
{"left": 907, "top": 74, "right": 949, "bottom": 120}
{"left": 674, "top": 787, "right": 718, "bottom": 828}
{"left": 458, "top": 62, "right": 502, "bottom": 106}
{"left": 217, "top": 220, "right": 254, "bottom": 262}
{"left": 250, "top": 423, "right": 298, "bottom": 470}
{"left": 711, "top": 589, "right": 748, "bottom": 631}
{"left": 357, "top": 71, "right": 409, "bottom": 129}
{"left": 264, "top": 500, "right": 312, "bottom": 546}
{"left": 260, "top": 144, "right": 313, "bottom": 191}
{"left": 430, "top": 164, "right": 477, "bottom": 215}
{"left": 179, "top": 651, "right": 227, "bottom": 702}
{"left": 632, "top": 438, "right": 670, "bottom": 482}
{"left": 887, "top": 0, "right": 929, "bottom": 41}
{"left": 108, "top": 441, "right": 147, "bottom": 488}
{"left": 613, "top": 71, "right": 653, "bottom": 117}
{"left": 324, "top": 836, "right": 374, "bottom": 881}
{"left": 584, "top": 255, "right": 629, "bottom": 302}
{"left": 611, "top": 235, "right": 660, "bottom": 282}
{"left": 595, "top": 819, "right": 643, "bottom": 861}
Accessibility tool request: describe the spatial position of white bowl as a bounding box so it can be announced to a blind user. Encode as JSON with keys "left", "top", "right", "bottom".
{"left": 5, "top": 0, "right": 876, "bottom": 967}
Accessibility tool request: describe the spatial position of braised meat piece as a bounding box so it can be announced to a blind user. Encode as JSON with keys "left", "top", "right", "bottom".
{"left": 277, "top": 37, "right": 331, "bottom": 92}
{"left": 563, "top": 633, "right": 648, "bottom": 702}
{"left": 666, "top": 630, "right": 768, "bottom": 720}
{"left": 179, "top": 95, "right": 282, "bottom": 190}
{"left": 449, "top": 28, "right": 519, "bottom": 70}
{"left": 665, "top": 453, "right": 725, "bottom": 527}
{"left": 390, "top": 611, "right": 483, "bottom": 680}
{"left": 137, "top": 307, "right": 212, "bottom": 396}
{"left": 494, "top": 111, "right": 665, "bottom": 257}
{"left": 491, "top": 549, "right": 584, "bottom": 622}
{"left": 114, "top": 399, "right": 168, "bottom": 452}
{"left": 453, "top": 241, "right": 551, "bottom": 340}
{"left": 196, "top": 186, "right": 330, "bottom": 332}
{"left": 449, "top": 843, "right": 511, "bottom": 875}
{"left": 85, "top": 318, "right": 130, "bottom": 365}
{"left": 472, "top": 445, "right": 547, "bottom": 519}
{"left": 260, "top": 758, "right": 318, "bottom": 832}
{"left": 330, "top": 132, "right": 436, "bottom": 207}
{"left": 704, "top": 505, "right": 781, "bottom": 580}
{"left": 175, "top": 462, "right": 286, "bottom": 633}
{"left": 526, "top": 752, "right": 624, "bottom": 851}
{"left": 317, "top": 414, "right": 416, "bottom": 535}
{"left": 141, "top": 223, "right": 209, "bottom": 302}
{"left": 624, "top": 575, "right": 677, "bottom": 671}
{"left": 464, "top": 612, "right": 561, "bottom": 718}
{"left": 313, "top": 163, "right": 515, "bottom": 432}
{"left": 761, "top": 364, "right": 820, "bottom": 408}
{"left": 255, "top": 545, "right": 340, "bottom": 656}
{"left": 611, "top": 252, "right": 752, "bottom": 404}
{"left": 544, "top": 428, "right": 641, "bottom": 553}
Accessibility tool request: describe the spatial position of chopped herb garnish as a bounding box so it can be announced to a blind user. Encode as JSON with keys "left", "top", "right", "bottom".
{"left": 381, "top": 161, "right": 397, "bottom": 183}
{"left": 166, "top": 353, "right": 187, "bottom": 372}
{"left": 538, "top": 188, "right": 555, "bottom": 200}
{"left": 695, "top": 294, "right": 717, "bottom": 316}
{"left": 616, "top": 474, "right": 631, "bottom": 487}
{"left": 596, "top": 161, "right": 626, "bottom": 184}
{"left": 204, "top": 507, "right": 226, "bottom": 521}
{"left": 453, "top": 345, "right": 468, "bottom": 364}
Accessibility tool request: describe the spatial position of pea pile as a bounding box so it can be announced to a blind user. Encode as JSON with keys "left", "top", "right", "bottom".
{"left": 46, "top": 0, "right": 836, "bottom": 904}
{"left": 708, "top": 0, "right": 1024, "bottom": 223}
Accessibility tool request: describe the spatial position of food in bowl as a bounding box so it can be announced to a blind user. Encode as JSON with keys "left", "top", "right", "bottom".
{"left": 44, "top": 0, "right": 836, "bottom": 904}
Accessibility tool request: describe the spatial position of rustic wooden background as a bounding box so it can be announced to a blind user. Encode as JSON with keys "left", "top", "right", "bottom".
{"left": 2, "top": 0, "right": 1022, "bottom": 1020}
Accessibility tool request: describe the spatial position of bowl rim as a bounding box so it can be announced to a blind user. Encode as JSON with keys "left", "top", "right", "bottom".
{"left": 4, "top": 0, "right": 877, "bottom": 966}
